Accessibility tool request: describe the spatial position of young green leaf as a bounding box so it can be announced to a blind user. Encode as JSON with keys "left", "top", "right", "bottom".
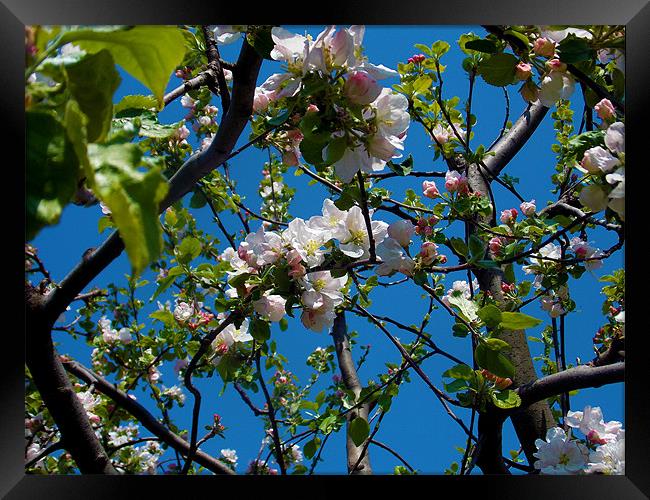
{"left": 349, "top": 416, "right": 370, "bottom": 447}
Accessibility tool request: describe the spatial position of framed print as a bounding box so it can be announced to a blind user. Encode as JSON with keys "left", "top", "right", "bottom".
{"left": 8, "top": 0, "right": 649, "bottom": 497}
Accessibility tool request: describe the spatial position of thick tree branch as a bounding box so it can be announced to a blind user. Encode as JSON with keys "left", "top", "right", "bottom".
{"left": 516, "top": 362, "right": 624, "bottom": 408}
{"left": 484, "top": 101, "right": 549, "bottom": 176}
{"left": 463, "top": 97, "right": 556, "bottom": 469}
{"left": 25, "top": 286, "right": 118, "bottom": 474}
{"left": 63, "top": 359, "right": 235, "bottom": 475}
{"left": 331, "top": 311, "right": 372, "bottom": 475}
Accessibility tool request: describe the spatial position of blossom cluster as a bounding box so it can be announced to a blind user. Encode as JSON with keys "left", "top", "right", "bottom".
{"left": 250, "top": 26, "right": 411, "bottom": 183}
{"left": 578, "top": 121, "right": 625, "bottom": 220}
{"left": 534, "top": 405, "right": 624, "bottom": 475}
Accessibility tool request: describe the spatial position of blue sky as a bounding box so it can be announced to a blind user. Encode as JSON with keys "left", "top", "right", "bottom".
{"left": 32, "top": 26, "right": 624, "bottom": 474}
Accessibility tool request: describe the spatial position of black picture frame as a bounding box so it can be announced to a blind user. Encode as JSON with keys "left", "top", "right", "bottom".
{"left": 7, "top": 0, "right": 648, "bottom": 497}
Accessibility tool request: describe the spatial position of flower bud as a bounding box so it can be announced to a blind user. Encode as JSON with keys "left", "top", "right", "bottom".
{"left": 344, "top": 71, "right": 382, "bottom": 105}
{"left": 533, "top": 37, "right": 556, "bottom": 58}
{"left": 515, "top": 62, "right": 532, "bottom": 81}
{"left": 500, "top": 208, "right": 518, "bottom": 225}
{"left": 594, "top": 98, "right": 615, "bottom": 122}
{"left": 253, "top": 294, "right": 287, "bottom": 323}
{"left": 545, "top": 58, "right": 567, "bottom": 73}
{"left": 422, "top": 180, "right": 440, "bottom": 199}
{"left": 419, "top": 242, "right": 439, "bottom": 265}
{"left": 519, "top": 199, "right": 536, "bottom": 217}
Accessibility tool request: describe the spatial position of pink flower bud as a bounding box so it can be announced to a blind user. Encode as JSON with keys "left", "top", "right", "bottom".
{"left": 344, "top": 71, "right": 382, "bottom": 105}
{"left": 438, "top": 255, "right": 447, "bottom": 264}
{"left": 306, "top": 104, "right": 319, "bottom": 113}
{"left": 419, "top": 242, "right": 439, "bottom": 265}
{"left": 489, "top": 237, "right": 504, "bottom": 254}
{"left": 594, "top": 98, "right": 615, "bottom": 122}
{"left": 422, "top": 180, "right": 440, "bottom": 199}
{"left": 445, "top": 171, "right": 468, "bottom": 193}
{"left": 515, "top": 62, "right": 532, "bottom": 81}
{"left": 545, "top": 58, "right": 567, "bottom": 72}
{"left": 519, "top": 199, "right": 536, "bottom": 217}
{"left": 253, "top": 89, "right": 271, "bottom": 113}
{"left": 533, "top": 37, "right": 556, "bottom": 58}
{"left": 253, "top": 294, "right": 287, "bottom": 323}
{"left": 500, "top": 208, "right": 518, "bottom": 225}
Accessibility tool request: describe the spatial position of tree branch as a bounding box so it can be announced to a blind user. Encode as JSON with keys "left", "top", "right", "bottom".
{"left": 331, "top": 311, "right": 372, "bottom": 475}
{"left": 62, "top": 359, "right": 235, "bottom": 475}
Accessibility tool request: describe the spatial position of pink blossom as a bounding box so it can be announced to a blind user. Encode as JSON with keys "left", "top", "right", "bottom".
{"left": 306, "top": 104, "right": 319, "bottom": 113}
{"left": 422, "top": 180, "right": 440, "bottom": 199}
{"left": 445, "top": 171, "right": 468, "bottom": 193}
{"left": 515, "top": 62, "right": 532, "bottom": 81}
{"left": 252, "top": 88, "right": 272, "bottom": 113}
{"left": 253, "top": 294, "right": 287, "bottom": 322}
{"left": 344, "top": 71, "right": 382, "bottom": 105}
{"left": 545, "top": 58, "right": 567, "bottom": 72}
{"left": 594, "top": 98, "right": 615, "bottom": 122}
{"left": 419, "top": 242, "right": 439, "bottom": 265}
{"left": 520, "top": 199, "right": 536, "bottom": 217}
{"left": 489, "top": 237, "right": 505, "bottom": 255}
{"left": 500, "top": 208, "right": 518, "bottom": 225}
{"left": 533, "top": 37, "right": 556, "bottom": 58}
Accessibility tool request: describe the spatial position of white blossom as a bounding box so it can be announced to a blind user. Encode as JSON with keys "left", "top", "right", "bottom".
{"left": 533, "top": 427, "right": 588, "bottom": 474}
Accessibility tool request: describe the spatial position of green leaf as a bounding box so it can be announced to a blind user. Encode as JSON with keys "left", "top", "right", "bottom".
{"left": 464, "top": 39, "right": 498, "bottom": 54}
{"left": 303, "top": 438, "right": 321, "bottom": 460}
{"left": 113, "top": 109, "right": 182, "bottom": 139}
{"left": 444, "top": 379, "right": 470, "bottom": 393}
{"left": 478, "top": 53, "right": 518, "bottom": 87}
{"left": 216, "top": 354, "right": 241, "bottom": 383}
{"left": 491, "top": 389, "right": 521, "bottom": 409}
{"left": 324, "top": 136, "right": 347, "bottom": 166}
{"left": 518, "top": 280, "right": 532, "bottom": 297}
{"left": 468, "top": 234, "right": 485, "bottom": 260}
{"left": 452, "top": 323, "right": 470, "bottom": 338}
{"left": 478, "top": 304, "right": 503, "bottom": 329}
{"left": 413, "top": 74, "right": 433, "bottom": 94}
{"left": 114, "top": 94, "right": 158, "bottom": 114}
{"left": 387, "top": 154, "right": 414, "bottom": 176}
{"left": 431, "top": 40, "right": 450, "bottom": 58}
{"left": 503, "top": 29, "right": 530, "bottom": 51}
{"left": 413, "top": 270, "right": 429, "bottom": 286}
{"left": 176, "top": 236, "right": 202, "bottom": 264}
{"left": 149, "top": 309, "right": 175, "bottom": 326}
{"left": 251, "top": 319, "right": 271, "bottom": 342}
{"left": 88, "top": 142, "right": 169, "bottom": 275}
{"left": 64, "top": 50, "right": 121, "bottom": 143}
{"left": 26, "top": 111, "right": 80, "bottom": 240}
{"left": 475, "top": 341, "right": 515, "bottom": 379}
{"left": 558, "top": 34, "right": 594, "bottom": 64}
{"left": 60, "top": 26, "right": 187, "bottom": 106}
{"left": 349, "top": 416, "right": 370, "bottom": 447}
{"left": 299, "top": 137, "right": 327, "bottom": 166}
{"left": 449, "top": 237, "right": 468, "bottom": 257}
{"left": 499, "top": 311, "right": 543, "bottom": 330}
{"left": 442, "top": 363, "right": 474, "bottom": 380}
